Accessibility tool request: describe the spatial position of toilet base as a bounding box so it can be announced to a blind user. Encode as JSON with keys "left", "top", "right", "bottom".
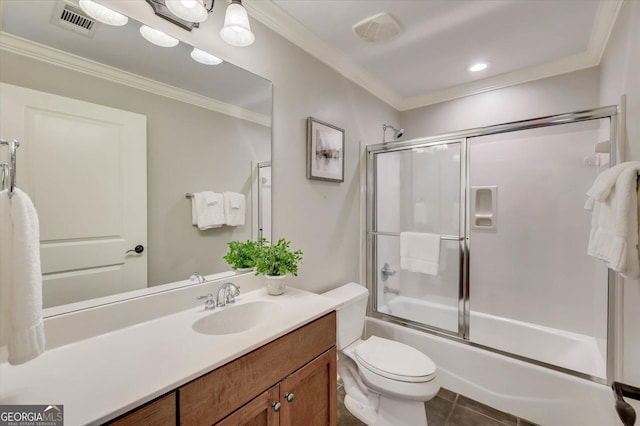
{"left": 344, "top": 392, "right": 429, "bottom": 426}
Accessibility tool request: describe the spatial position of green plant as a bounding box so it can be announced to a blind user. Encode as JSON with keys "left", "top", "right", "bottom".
{"left": 223, "top": 239, "right": 264, "bottom": 270}
{"left": 255, "top": 238, "right": 303, "bottom": 276}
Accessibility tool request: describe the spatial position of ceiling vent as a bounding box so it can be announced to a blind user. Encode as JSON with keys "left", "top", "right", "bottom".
{"left": 352, "top": 12, "right": 401, "bottom": 43}
{"left": 50, "top": 0, "right": 98, "bottom": 37}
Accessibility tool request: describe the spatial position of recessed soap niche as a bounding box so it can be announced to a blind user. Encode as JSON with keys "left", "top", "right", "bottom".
{"left": 471, "top": 186, "right": 497, "bottom": 231}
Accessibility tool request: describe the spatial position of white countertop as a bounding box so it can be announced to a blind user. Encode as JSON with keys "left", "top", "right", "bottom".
{"left": 0, "top": 287, "right": 338, "bottom": 425}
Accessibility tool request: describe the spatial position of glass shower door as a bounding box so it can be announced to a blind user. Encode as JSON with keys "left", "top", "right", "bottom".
{"left": 369, "top": 140, "right": 463, "bottom": 335}
{"left": 467, "top": 120, "right": 610, "bottom": 378}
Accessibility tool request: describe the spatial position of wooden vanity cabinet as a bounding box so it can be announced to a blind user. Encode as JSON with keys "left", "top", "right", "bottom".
{"left": 107, "top": 393, "right": 176, "bottom": 426}
{"left": 180, "top": 312, "right": 337, "bottom": 426}
{"left": 104, "top": 312, "right": 336, "bottom": 426}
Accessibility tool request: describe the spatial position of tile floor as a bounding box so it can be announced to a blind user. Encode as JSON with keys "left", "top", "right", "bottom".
{"left": 337, "top": 385, "right": 539, "bottom": 426}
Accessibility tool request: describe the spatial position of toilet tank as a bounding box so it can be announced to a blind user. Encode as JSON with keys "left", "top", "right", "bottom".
{"left": 322, "top": 283, "right": 369, "bottom": 350}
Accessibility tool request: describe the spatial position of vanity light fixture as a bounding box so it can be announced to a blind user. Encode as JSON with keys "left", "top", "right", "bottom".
{"left": 165, "top": 0, "right": 211, "bottom": 23}
{"left": 220, "top": 0, "right": 255, "bottom": 47}
{"left": 139, "top": 25, "right": 180, "bottom": 47}
{"left": 78, "top": 0, "right": 128, "bottom": 26}
{"left": 191, "top": 47, "right": 223, "bottom": 65}
{"left": 468, "top": 61, "right": 490, "bottom": 72}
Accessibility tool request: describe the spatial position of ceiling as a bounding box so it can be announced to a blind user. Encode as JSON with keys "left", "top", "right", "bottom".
{"left": 246, "top": 0, "right": 623, "bottom": 110}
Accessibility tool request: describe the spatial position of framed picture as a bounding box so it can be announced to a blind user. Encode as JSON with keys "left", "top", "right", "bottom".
{"left": 307, "top": 117, "right": 345, "bottom": 182}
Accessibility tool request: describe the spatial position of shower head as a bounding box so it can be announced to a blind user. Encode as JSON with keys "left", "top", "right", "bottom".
{"left": 383, "top": 124, "right": 405, "bottom": 141}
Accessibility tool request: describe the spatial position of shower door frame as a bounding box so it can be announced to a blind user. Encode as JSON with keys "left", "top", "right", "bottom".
{"left": 366, "top": 105, "right": 619, "bottom": 385}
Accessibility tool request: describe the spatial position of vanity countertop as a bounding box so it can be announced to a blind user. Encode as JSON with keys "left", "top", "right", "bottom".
{"left": 0, "top": 287, "right": 338, "bottom": 425}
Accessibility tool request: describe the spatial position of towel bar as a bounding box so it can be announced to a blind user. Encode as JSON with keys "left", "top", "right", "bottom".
{"left": 0, "top": 139, "right": 19, "bottom": 198}
{"left": 368, "top": 231, "right": 462, "bottom": 241}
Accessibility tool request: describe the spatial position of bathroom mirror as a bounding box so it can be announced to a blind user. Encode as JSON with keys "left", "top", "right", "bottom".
{"left": 0, "top": 0, "right": 272, "bottom": 313}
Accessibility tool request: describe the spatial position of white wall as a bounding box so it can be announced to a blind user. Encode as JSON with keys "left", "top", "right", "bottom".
{"left": 599, "top": 0, "right": 640, "bottom": 389}
{"left": 400, "top": 67, "right": 600, "bottom": 137}
{"left": 101, "top": 1, "right": 400, "bottom": 294}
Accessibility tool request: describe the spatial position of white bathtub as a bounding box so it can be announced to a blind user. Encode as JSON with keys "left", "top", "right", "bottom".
{"left": 373, "top": 296, "right": 617, "bottom": 426}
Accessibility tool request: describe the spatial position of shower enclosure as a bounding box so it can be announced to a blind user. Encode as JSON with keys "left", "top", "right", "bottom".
{"left": 366, "top": 106, "right": 618, "bottom": 383}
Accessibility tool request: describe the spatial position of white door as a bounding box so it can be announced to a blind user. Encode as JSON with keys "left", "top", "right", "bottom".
{"left": 0, "top": 83, "right": 147, "bottom": 308}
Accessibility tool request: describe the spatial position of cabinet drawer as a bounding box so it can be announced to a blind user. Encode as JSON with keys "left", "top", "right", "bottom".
{"left": 107, "top": 392, "right": 176, "bottom": 426}
{"left": 179, "top": 312, "right": 336, "bottom": 426}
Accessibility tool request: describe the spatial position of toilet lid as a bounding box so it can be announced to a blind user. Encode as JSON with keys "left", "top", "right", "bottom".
{"left": 355, "top": 336, "right": 436, "bottom": 383}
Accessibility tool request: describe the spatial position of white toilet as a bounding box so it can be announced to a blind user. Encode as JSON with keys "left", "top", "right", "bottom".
{"left": 323, "top": 283, "right": 439, "bottom": 426}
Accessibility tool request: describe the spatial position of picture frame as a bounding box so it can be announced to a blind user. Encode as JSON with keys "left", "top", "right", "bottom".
{"left": 306, "top": 117, "right": 345, "bottom": 182}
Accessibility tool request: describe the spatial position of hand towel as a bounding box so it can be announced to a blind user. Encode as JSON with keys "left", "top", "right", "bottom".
{"left": 586, "top": 161, "right": 640, "bottom": 204}
{"left": 0, "top": 188, "right": 46, "bottom": 365}
{"left": 192, "top": 191, "right": 224, "bottom": 230}
{"left": 400, "top": 232, "right": 441, "bottom": 275}
{"left": 586, "top": 162, "right": 640, "bottom": 279}
{"left": 223, "top": 192, "right": 246, "bottom": 226}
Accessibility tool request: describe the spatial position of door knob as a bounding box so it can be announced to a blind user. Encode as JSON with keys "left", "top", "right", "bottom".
{"left": 285, "top": 392, "right": 294, "bottom": 402}
{"left": 272, "top": 402, "right": 281, "bottom": 412}
{"left": 126, "top": 245, "right": 144, "bottom": 254}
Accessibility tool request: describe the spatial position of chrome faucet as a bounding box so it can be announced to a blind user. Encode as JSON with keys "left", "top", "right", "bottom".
{"left": 216, "top": 282, "right": 241, "bottom": 307}
{"left": 189, "top": 272, "right": 206, "bottom": 284}
{"left": 196, "top": 293, "right": 216, "bottom": 310}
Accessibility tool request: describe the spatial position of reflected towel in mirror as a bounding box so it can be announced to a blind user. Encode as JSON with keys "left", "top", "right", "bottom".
{"left": 223, "top": 192, "right": 245, "bottom": 226}
{"left": 192, "top": 191, "right": 224, "bottom": 230}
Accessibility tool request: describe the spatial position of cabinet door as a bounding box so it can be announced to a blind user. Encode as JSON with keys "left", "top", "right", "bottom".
{"left": 216, "top": 385, "right": 280, "bottom": 426}
{"left": 109, "top": 392, "right": 176, "bottom": 425}
{"left": 279, "top": 348, "right": 337, "bottom": 426}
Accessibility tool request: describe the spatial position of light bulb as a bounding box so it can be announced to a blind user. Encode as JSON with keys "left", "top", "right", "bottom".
{"left": 139, "top": 25, "right": 179, "bottom": 47}
{"left": 191, "top": 48, "right": 223, "bottom": 65}
{"left": 165, "top": 0, "right": 208, "bottom": 23}
{"left": 220, "top": 2, "right": 255, "bottom": 47}
{"left": 78, "top": 0, "right": 128, "bottom": 26}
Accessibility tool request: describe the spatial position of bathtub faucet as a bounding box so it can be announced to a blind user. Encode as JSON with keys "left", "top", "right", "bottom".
{"left": 383, "top": 286, "right": 400, "bottom": 295}
{"left": 380, "top": 262, "right": 397, "bottom": 282}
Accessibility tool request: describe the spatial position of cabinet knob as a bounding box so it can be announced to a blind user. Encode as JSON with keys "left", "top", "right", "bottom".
{"left": 285, "top": 392, "right": 294, "bottom": 403}
{"left": 272, "top": 402, "right": 281, "bottom": 412}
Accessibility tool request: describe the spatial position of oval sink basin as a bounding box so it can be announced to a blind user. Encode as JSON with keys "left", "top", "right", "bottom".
{"left": 192, "top": 301, "right": 281, "bottom": 335}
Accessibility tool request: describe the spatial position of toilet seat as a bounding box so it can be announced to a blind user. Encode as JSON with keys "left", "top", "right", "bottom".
{"left": 355, "top": 336, "right": 436, "bottom": 383}
{"left": 341, "top": 337, "right": 439, "bottom": 402}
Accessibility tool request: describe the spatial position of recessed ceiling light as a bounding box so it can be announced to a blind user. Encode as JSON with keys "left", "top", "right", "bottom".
{"left": 139, "top": 25, "right": 179, "bottom": 47}
{"left": 78, "top": 0, "right": 128, "bottom": 26}
{"left": 191, "top": 48, "right": 223, "bottom": 65}
{"left": 468, "top": 62, "right": 490, "bottom": 72}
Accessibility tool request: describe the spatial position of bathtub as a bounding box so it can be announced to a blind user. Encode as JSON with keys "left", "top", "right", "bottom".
{"left": 372, "top": 296, "right": 617, "bottom": 426}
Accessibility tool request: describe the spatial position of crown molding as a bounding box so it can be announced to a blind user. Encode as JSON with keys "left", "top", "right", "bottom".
{"left": 0, "top": 32, "right": 271, "bottom": 127}
{"left": 588, "top": 0, "right": 624, "bottom": 63}
{"left": 245, "top": 0, "right": 623, "bottom": 112}
{"left": 243, "top": 0, "right": 403, "bottom": 110}
{"left": 400, "top": 51, "right": 598, "bottom": 111}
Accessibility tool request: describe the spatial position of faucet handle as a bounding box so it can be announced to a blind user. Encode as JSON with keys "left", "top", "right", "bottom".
{"left": 197, "top": 293, "right": 216, "bottom": 310}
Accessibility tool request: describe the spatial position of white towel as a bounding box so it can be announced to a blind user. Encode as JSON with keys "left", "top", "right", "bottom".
{"left": 586, "top": 162, "right": 640, "bottom": 279}
{"left": 400, "top": 232, "right": 441, "bottom": 275}
{"left": 192, "top": 191, "right": 224, "bottom": 230}
{"left": 223, "top": 192, "right": 245, "bottom": 226}
{"left": 0, "top": 188, "right": 46, "bottom": 365}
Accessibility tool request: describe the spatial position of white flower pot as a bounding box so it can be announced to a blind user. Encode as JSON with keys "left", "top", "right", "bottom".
{"left": 265, "top": 275, "right": 287, "bottom": 295}
{"left": 235, "top": 267, "right": 255, "bottom": 273}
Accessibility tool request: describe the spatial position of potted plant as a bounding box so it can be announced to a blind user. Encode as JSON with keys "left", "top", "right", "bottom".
{"left": 255, "top": 238, "right": 303, "bottom": 295}
{"left": 223, "top": 239, "right": 263, "bottom": 272}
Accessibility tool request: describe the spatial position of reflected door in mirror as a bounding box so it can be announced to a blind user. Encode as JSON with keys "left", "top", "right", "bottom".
{"left": 0, "top": 83, "right": 147, "bottom": 308}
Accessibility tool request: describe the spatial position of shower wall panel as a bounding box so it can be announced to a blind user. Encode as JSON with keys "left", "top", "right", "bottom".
{"left": 468, "top": 121, "right": 608, "bottom": 340}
